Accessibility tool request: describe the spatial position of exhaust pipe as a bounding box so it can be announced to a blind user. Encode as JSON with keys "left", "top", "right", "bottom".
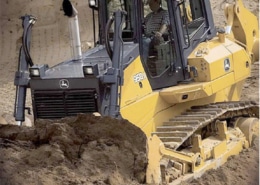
{"left": 62, "top": 0, "right": 82, "bottom": 60}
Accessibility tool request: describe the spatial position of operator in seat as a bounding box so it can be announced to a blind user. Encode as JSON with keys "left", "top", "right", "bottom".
{"left": 143, "top": 0, "right": 169, "bottom": 59}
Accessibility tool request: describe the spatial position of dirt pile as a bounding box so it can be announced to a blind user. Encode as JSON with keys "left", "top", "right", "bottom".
{"left": 0, "top": 0, "right": 259, "bottom": 185}
{"left": 0, "top": 114, "right": 147, "bottom": 185}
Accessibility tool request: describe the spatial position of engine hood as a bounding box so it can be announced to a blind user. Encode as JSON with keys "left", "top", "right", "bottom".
{"left": 40, "top": 43, "right": 139, "bottom": 79}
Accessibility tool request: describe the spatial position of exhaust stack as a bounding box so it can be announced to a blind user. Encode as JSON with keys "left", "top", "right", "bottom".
{"left": 63, "top": 0, "right": 82, "bottom": 60}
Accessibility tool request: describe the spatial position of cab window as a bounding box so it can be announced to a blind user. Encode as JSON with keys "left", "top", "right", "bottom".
{"left": 141, "top": 0, "right": 177, "bottom": 77}
{"left": 178, "top": 0, "right": 206, "bottom": 43}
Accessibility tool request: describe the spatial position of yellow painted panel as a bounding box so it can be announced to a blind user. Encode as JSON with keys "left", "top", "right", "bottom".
{"left": 211, "top": 72, "right": 235, "bottom": 93}
{"left": 120, "top": 56, "right": 152, "bottom": 108}
{"left": 232, "top": 50, "right": 251, "bottom": 81}
{"left": 188, "top": 38, "right": 251, "bottom": 83}
{"left": 159, "top": 72, "right": 237, "bottom": 104}
{"left": 188, "top": 39, "right": 234, "bottom": 81}
{"left": 121, "top": 93, "right": 162, "bottom": 135}
{"left": 222, "top": 39, "right": 251, "bottom": 81}
{"left": 159, "top": 82, "right": 212, "bottom": 104}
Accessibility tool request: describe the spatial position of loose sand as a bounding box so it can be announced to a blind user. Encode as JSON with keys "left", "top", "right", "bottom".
{"left": 0, "top": 0, "right": 258, "bottom": 184}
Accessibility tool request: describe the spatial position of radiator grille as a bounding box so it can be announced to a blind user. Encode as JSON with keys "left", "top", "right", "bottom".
{"left": 33, "top": 89, "right": 98, "bottom": 119}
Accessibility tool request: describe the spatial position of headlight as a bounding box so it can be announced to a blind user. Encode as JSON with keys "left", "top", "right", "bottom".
{"left": 29, "top": 68, "right": 40, "bottom": 77}
{"left": 89, "top": 0, "right": 96, "bottom": 6}
{"left": 83, "top": 66, "right": 94, "bottom": 75}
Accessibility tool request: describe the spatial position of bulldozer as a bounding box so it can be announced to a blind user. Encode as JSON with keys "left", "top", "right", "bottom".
{"left": 13, "top": 0, "right": 259, "bottom": 184}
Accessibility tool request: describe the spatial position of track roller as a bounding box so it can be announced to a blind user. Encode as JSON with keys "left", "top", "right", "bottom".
{"left": 235, "top": 117, "right": 259, "bottom": 147}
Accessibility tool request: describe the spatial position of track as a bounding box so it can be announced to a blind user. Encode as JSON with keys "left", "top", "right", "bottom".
{"left": 153, "top": 101, "right": 259, "bottom": 150}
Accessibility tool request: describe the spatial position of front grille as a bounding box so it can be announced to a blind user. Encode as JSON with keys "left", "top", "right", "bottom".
{"left": 33, "top": 89, "right": 98, "bottom": 119}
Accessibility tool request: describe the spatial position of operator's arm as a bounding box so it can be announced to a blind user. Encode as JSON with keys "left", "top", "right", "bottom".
{"left": 154, "top": 10, "right": 169, "bottom": 38}
{"left": 155, "top": 24, "right": 167, "bottom": 37}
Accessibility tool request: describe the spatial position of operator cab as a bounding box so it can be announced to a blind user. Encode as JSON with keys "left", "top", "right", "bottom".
{"left": 89, "top": 0, "right": 216, "bottom": 90}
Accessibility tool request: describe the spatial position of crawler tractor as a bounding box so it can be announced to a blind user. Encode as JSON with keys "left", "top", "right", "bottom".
{"left": 14, "top": 0, "right": 259, "bottom": 184}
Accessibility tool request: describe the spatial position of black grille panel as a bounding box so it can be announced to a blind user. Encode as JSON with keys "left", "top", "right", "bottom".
{"left": 33, "top": 89, "right": 98, "bottom": 119}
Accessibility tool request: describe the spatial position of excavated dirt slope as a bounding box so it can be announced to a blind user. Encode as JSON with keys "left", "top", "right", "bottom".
{"left": 0, "top": 0, "right": 259, "bottom": 185}
{"left": 0, "top": 114, "right": 147, "bottom": 185}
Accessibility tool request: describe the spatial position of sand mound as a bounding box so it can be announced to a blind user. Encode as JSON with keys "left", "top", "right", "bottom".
{"left": 0, "top": 0, "right": 259, "bottom": 185}
{"left": 0, "top": 114, "right": 147, "bottom": 185}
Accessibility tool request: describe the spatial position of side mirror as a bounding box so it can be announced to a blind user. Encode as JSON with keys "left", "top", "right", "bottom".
{"left": 89, "top": 0, "right": 98, "bottom": 9}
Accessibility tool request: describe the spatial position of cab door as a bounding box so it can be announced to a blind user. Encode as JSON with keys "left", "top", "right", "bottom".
{"left": 138, "top": 0, "right": 216, "bottom": 90}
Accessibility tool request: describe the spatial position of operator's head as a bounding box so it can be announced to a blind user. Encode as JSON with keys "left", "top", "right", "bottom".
{"left": 147, "top": 0, "right": 161, "bottom": 12}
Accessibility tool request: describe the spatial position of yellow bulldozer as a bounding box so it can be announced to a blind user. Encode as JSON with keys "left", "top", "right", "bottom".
{"left": 13, "top": 0, "right": 258, "bottom": 184}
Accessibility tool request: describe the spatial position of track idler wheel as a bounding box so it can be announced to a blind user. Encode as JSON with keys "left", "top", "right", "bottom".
{"left": 235, "top": 117, "right": 259, "bottom": 147}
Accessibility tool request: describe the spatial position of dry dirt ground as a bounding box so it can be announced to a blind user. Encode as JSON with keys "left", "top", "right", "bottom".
{"left": 0, "top": 0, "right": 259, "bottom": 185}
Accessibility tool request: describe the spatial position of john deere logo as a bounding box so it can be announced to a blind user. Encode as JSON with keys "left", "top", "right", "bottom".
{"left": 59, "top": 79, "right": 69, "bottom": 89}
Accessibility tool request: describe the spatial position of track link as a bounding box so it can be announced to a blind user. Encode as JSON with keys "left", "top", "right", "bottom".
{"left": 152, "top": 101, "right": 259, "bottom": 150}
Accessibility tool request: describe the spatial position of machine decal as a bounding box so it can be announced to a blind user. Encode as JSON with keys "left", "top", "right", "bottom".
{"left": 59, "top": 79, "right": 69, "bottom": 89}
{"left": 133, "top": 72, "right": 146, "bottom": 83}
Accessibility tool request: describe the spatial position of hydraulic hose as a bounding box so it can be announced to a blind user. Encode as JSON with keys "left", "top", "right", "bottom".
{"left": 22, "top": 16, "right": 36, "bottom": 67}
{"left": 105, "top": 16, "right": 114, "bottom": 60}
